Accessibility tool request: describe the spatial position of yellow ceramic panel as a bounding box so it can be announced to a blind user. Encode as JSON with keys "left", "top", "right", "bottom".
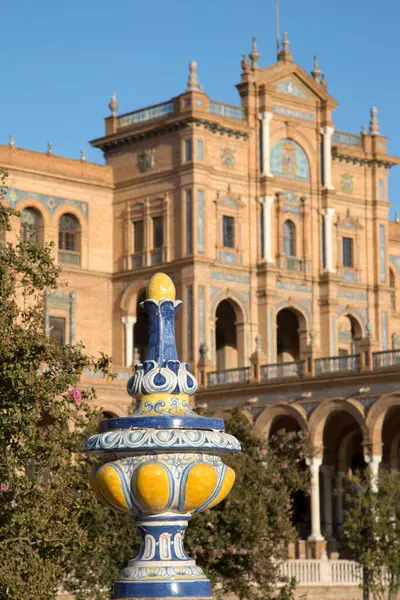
{"left": 183, "top": 464, "right": 218, "bottom": 512}
{"left": 207, "top": 466, "right": 236, "bottom": 509}
{"left": 147, "top": 273, "right": 176, "bottom": 301}
{"left": 135, "top": 463, "right": 170, "bottom": 512}
{"left": 89, "top": 468, "right": 109, "bottom": 507}
{"left": 95, "top": 464, "right": 131, "bottom": 514}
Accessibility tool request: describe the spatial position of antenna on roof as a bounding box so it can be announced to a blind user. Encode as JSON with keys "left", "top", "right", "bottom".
{"left": 275, "top": 0, "right": 280, "bottom": 54}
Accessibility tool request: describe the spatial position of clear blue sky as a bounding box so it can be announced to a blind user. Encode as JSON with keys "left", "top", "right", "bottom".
{"left": 2, "top": 0, "right": 400, "bottom": 214}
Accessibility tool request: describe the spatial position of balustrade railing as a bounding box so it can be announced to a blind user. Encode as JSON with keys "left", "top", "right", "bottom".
{"left": 280, "top": 560, "right": 362, "bottom": 586}
{"left": 260, "top": 360, "right": 306, "bottom": 381}
{"left": 208, "top": 101, "right": 244, "bottom": 121}
{"left": 58, "top": 250, "right": 81, "bottom": 267}
{"left": 373, "top": 348, "right": 400, "bottom": 369}
{"left": 117, "top": 101, "right": 174, "bottom": 129}
{"left": 207, "top": 367, "right": 250, "bottom": 386}
{"left": 315, "top": 354, "right": 360, "bottom": 375}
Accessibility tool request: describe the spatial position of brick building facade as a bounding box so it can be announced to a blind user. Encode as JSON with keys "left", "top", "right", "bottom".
{"left": 4, "top": 35, "right": 400, "bottom": 558}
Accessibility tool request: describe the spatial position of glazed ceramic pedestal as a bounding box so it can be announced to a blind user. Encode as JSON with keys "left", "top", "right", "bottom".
{"left": 84, "top": 273, "right": 241, "bottom": 600}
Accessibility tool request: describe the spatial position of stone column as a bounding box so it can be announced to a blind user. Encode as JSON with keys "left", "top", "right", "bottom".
{"left": 121, "top": 316, "right": 137, "bottom": 368}
{"left": 307, "top": 457, "right": 324, "bottom": 541}
{"left": 259, "top": 196, "right": 274, "bottom": 263}
{"left": 365, "top": 454, "right": 382, "bottom": 493}
{"left": 259, "top": 112, "right": 273, "bottom": 177}
{"left": 335, "top": 471, "right": 345, "bottom": 536}
{"left": 322, "top": 207, "right": 336, "bottom": 273}
{"left": 321, "top": 125, "right": 334, "bottom": 190}
{"left": 321, "top": 465, "right": 334, "bottom": 540}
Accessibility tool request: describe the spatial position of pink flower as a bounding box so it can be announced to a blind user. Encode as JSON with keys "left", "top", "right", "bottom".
{"left": 0, "top": 483, "right": 9, "bottom": 492}
{"left": 35, "top": 484, "right": 43, "bottom": 492}
{"left": 35, "top": 412, "right": 41, "bottom": 420}
{"left": 68, "top": 387, "right": 82, "bottom": 406}
{"left": 260, "top": 448, "right": 267, "bottom": 455}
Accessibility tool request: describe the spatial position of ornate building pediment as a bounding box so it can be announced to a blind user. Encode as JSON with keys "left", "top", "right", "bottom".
{"left": 215, "top": 193, "right": 245, "bottom": 209}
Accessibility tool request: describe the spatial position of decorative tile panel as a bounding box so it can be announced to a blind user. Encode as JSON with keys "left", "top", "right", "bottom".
{"left": 339, "top": 270, "right": 356, "bottom": 283}
{"left": 7, "top": 188, "right": 88, "bottom": 219}
{"left": 186, "top": 285, "right": 193, "bottom": 360}
{"left": 271, "top": 105, "right": 315, "bottom": 122}
{"left": 268, "top": 308, "right": 274, "bottom": 363}
{"left": 271, "top": 139, "right": 310, "bottom": 181}
{"left": 276, "top": 282, "right": 312, "bottom": 293}
{"left": 332, "top": 131, "right": 362, "bottom": 147}
{"left": 221, "top": 251, "right": 236, "bottom": 264}
{"left": 198, "top": 286, "right": 205, "bottom": 344}
{"left": 330, "top": 316, "right": 336, "bottom": 355}
{"left": 274, "top": 79, "right": 309, "bottom": 99}
{"left": 382, "top": 311, "right": 388, "bottom": 350}
{"left": 280, "top": 191, "right": 299, "bottom": 202}
{"left": 210, "top": 272, "right": 250, "bottom": 284}
{"left": 380, "top": 224, "right": 386, "bottom": 283}
{"left": 197, "top": 190, "right": 204, "bottom": 254}
{"left": 378, "top": 178, "right": 385, "bottom": 199}
{"left": 283, "top": 204, "right": 301, "bottom": 217}
{"left": 341, "top": 174, "right": 354, "bottom": 193}
{"left": 221, "top": 148, "right": 235, "bottom": 168}
{"left": 338, "top": 290, "right": 367, "bottom": 301}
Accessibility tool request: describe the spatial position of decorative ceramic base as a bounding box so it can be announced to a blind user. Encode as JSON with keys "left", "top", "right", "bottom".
{"left": 113, "top": 516, "right": 212, "bottom": 599}
{"left": 113, "top": 580, "right": 212, "bottom": 599}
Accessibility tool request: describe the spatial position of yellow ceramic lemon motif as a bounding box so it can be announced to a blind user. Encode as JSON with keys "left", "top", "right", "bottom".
{"left": 147, "top": 273, "right": 176, "bottom": 301}
{"left": 135, "top": 463, "right": 170, "bottom": 512}
{"left": 183, "top": 464, "right": 218, "bottom": 512}
{"left": 207, "top": 466, "right": 236, "bottom": 509}
{"left": 95, "top": 464, "right": 131, "bottom": 514}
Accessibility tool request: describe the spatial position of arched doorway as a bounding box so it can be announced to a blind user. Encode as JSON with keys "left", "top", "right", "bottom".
{"left": 269, "top": 414, "right": 310, "bottom": 541}
{"left": 277, "top": 308, "right": 303, "bottom": 362}
{"left": 337, "top": 314, "right": 363, "bottom": 357}
{"left": 381, "top": 405, "right": 400, "bottom": 471}
{"left": 133, "top": 290, "right": 149, "bottom": 363}
{"left": 215, "top": 299, "right": 243, "bottom": 371}
{"left": 322, "top": 408, "right": 366, "bottom": 543}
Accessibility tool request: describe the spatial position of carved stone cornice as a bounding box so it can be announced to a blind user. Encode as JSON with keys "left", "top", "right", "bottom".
{"left": 91, "top": 117, "right": 250, "bottom": 152}
{"left": 332, "top": 147, "right": 395, "bottom": 169}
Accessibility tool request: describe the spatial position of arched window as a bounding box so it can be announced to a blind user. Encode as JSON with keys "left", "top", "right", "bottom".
{"left": 20, "top": 207, "right": 43, "bottom": 245}
{"left": 270, "top": 138, "right": 310, "bottom": 181}
{"left": 283, "top": 220, "right": 296, "bottom": 257}
{"left": 58, "top": 213, "right": 81, "bottom": 266}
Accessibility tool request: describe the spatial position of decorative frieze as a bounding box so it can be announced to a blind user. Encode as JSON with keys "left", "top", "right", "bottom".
{"left": 7, "top": 188, "right": 88, "bottom": 219}
{"left": 210, "top": 271, "right": 250, "bottom": 284}
{"left": 276, "top": 281, "right": 312, "bottom": 293}
{"left": 275, "top": 79, "right": 309, "bottom": 99}
{"left": 271, "top": 104, "right": 315, "bottom": 122}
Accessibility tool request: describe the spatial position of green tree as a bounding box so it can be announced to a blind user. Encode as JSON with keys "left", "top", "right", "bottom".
{"left": 343, "top": 470, "right": 400, "bottom": 600}
{"left": 0, "top": 174, "right": 134, "bottom": 600}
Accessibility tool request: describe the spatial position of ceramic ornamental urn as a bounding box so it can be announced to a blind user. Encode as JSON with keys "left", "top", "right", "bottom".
{"left": 84, "top": 273, "right": 241, "bottom": 599}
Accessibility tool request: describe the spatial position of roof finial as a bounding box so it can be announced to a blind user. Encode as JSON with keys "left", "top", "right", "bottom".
{"left": 47, "top": 142, "right": 53, "bottom": 156}
{"left": 361, "top": 124, "right": 367, "bottom": 136}
{"left": 80, "top": 148, "right": 87, "bottom": 162}
{"left": 241, "top": 53, "right": 250, "bottom": 74}
{"left": 277, "top": 32, "right": 293, "bottom": 62}
{"left": 320, "top": 74, "right": 327, "bottom": 89}
{"left": 9, "top": 134, "right": 15, "bottom": 149}
{"left": 311, "top": 55, "right": 322, "bottom": 81}
{"left": 108, "top": 92, "right": 119, "bottom": 116}
{"left": 249, "top": 37, "right": 261, "bottom": 70}
{"left": 187, "top": 60, "right": 201, "bottom": 91}
{"left": 369, "top": 106, "right": 380, "bottom": 136}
